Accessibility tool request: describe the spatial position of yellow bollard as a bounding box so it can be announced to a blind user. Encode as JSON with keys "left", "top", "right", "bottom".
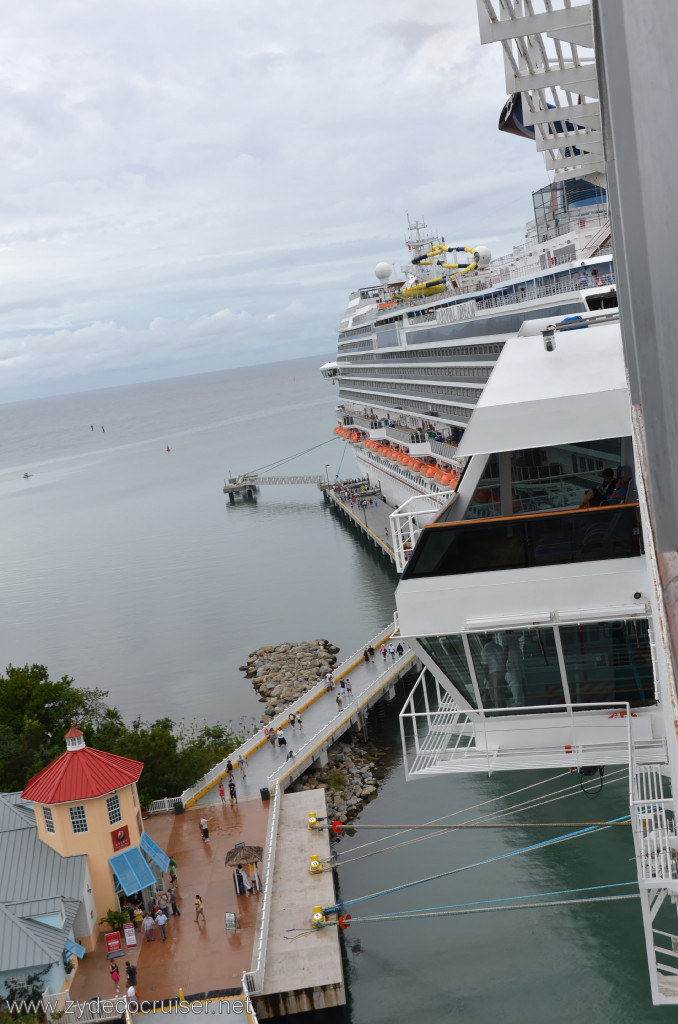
{"left": 308, "top": 812, "right": 318, "bottom": 829}
{"left": 312, "top": 905, "right": 326, "bottom": 928}
{"left": 310, "top": 854, "right": 322, "bottom": 874}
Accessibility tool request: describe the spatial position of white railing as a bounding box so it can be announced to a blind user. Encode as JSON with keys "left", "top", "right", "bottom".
{"left": 44, "top": 990, "right": 123, "bottom": 1024}
{"left": 631, "top": 765, "right": 678, "bottom": 889}
{"left": 243, "top": 781, "right": 282, "bottom": 996}
{"left": 183, "top": 623, "right": 396, "bottom": 806}
{"left": 400, "top": 690, "right": 659, "bottom": 777}
{"left": 148, "top": 796, "right": 183, "bottom": 814}
{"left": 266, "top": 648, "right": 418, "bottom": 788}
{"left": 389, "top": 491, "right": 458, "bottom": 573}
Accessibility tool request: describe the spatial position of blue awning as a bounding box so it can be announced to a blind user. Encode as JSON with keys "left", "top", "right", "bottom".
{"left": 140, "top": 831, "right": 170, "bottom": 873}
{"left": 109, "top": 846, "right": 156, "bottom": 895}
{"left": 64, "top": 937, "right": 86, "bottom": 960}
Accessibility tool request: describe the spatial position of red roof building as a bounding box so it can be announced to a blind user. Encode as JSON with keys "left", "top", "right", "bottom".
{"left": 21, "top": 726, "right": 143, "bottom": 805}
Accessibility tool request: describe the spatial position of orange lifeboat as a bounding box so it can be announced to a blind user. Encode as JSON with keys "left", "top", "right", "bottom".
{"left": 334, "top": 426, "right": 341, "bottom": 435}
{"left": 397, "top": 453, "right": 409, "bottom": 466}
{"left": 440, "top": 473, "right": 453, "bottom": 486}
{"left": 389, "top": 450, "right": 399, "bottom": 461}
{"left": 434, "top": 470, "right": 445, "bottom": 483}
{"left": 411, "top": 460, "right": 422, "bottom": 472}
{"left": 425, "top": 467, "right": 437, "bottom": 478}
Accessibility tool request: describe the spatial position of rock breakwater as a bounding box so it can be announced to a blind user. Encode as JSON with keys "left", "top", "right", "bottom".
{"left": 239, "top": 639, "right": 340, "bottom": 722}
{"left": 240, "top": 638, "right": 394, "bottom": 822}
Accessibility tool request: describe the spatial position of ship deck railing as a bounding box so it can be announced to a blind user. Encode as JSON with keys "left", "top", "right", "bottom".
{"left": 389, "top": 491, "right": 459, "bottom": 573}
{"left": 340, "top": 267, "right": 616, "bottom": 336}
{"left": 400, "top": 670, "right": 667, "bottom": 777}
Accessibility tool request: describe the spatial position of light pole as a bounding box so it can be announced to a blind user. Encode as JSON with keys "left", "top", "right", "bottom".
{"left": 324, "top": 464, "right": 330, "bottom": 486}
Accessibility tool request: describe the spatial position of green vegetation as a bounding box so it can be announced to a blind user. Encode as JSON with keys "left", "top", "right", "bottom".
{"left": 0, "top": 664, "right": 244, "bottom": 802}
{"left": 327, "top": 769, "right": 346, "bottom": 792}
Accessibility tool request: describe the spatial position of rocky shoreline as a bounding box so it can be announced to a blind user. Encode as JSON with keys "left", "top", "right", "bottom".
{"left": 239, "top": 639, "right": 340, "bottom": 721}
{"left": 239, "top": 639, "right": 392, "bottom": 821}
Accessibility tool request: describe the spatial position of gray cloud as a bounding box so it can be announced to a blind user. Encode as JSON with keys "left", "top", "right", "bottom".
{"left": 0, "top": 0, "right": 547, "bottom": 402}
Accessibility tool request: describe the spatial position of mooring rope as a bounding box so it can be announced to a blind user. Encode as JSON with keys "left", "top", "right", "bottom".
{"left": 325, "top": 816, "right": 630, "bottom": 913}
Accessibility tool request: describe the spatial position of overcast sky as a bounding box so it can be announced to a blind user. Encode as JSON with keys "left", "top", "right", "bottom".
{"left": 0, "top": 0, "right": 549, "bottom": 404}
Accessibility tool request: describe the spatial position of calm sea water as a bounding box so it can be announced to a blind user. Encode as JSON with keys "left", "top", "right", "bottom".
{"left": 0, "top": 356, "right": 671, "bottom": 1023}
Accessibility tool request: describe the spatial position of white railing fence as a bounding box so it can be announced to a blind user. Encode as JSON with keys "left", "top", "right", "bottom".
{"left": 389, "top": 491, "right": 458, "bottom": 572}
{"left": 265, "top": 647, "right": 416, "bottom": 788}
{"left": 181, "top": 623, "right": 396, "bottom": 807}
{"left": 242, "top": 781, "right": 282, "bottom": 996}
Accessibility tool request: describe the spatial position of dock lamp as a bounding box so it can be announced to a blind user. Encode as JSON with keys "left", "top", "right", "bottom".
{"left": 324, "top": 464, "right": 330, "bottom": 486}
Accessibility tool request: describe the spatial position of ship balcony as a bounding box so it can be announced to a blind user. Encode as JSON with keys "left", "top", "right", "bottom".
{"left": 400, "top": 668, "right": 667, "bottom": 777}
{"left": 395, "top": 503, "right": 648, "bottom": 633}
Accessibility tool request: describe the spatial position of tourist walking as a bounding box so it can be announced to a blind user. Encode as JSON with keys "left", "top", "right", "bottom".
{"left": 169, "top": 888, "right": 181, "bottom": 916}
{"left": 367, "top": 646, "right": 375, "bottom": 663}
{"left": 142, "top": 914, "right": 155, "bottom": 942}
{"left": 157, "top": 891, "right": 169, "bottom": 915}
{"left": 110, "top": 962, "right": 120, "bottom": 993}
{"left": 268, "top": 729, "right": 277, "bottom": 748}
{"left": 125, "top": 962, "right": 137, "bottom": 988}
{"left": 228, "top": 779, "right": 238, "bottom": 804}
{"left": 169, "top": 856, "right": 178, "bottom": 885}
{"left": 336, "top": 692, "right": 343, "bottom": 711}
{"left": 363, "top": 648, "right": 370, "bottom": 665}
{"left": 219, "top": 781, "right": 226, "bottom": 805}
{"left": 388, "top": 644, "right": 396, "bottom": 660}
{"left": 381, "top": 645, "right": 388, "bottom": 661}
{"left": 200, "top": 816, "right": 210, "bottom": 842}
{"left": 339, "top": 681, "right": 346, "bottom": 698}
{"left": 194, "top": 895, "right": 205, "bottom": 923}
{"left": 133, "top": 906, "right": 143, "bottom": 930}
{"left": 396, "top": 642, "right": 404, "bottom": 657}
{"left": 238, "top": 757, "right": 247, "bottom": 779}
{"left": 325, "top": 671, "right": 334, "bottom": 691}
{"left": 296, "top": 712, "right": 302, "bottom": 727}
{"left": 226, "top": 759, "right": 234, "bottom": 778}
{"left": 345, "top": 677, "right": 352, "bottom": 695}
{"left": 155, "top": 909, "right": 168, "bottom": 941}
{"left": 289, "top": 712, "right": 296, "bottom": 728}
{"left": 277, "top": 728, "right": 286, "bottom": 747}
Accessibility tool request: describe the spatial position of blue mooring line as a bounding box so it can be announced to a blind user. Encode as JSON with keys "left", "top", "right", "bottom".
{"left": 351, "top": 880, "right": 638, "bottom": 921}
{"left": 330, "top": 816, "right": 631, "bottom": 912}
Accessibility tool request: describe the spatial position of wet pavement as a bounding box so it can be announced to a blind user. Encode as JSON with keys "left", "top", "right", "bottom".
{"left": 69, "top": 802, "right": 268, "bottom": 1005}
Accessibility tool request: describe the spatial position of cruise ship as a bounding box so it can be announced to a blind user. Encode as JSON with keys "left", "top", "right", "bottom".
{"left": 323, "top": 171, "right": 614, "bottom": 511}
{"left": 326, "top": 0, "right": 678, "bottom": 1008}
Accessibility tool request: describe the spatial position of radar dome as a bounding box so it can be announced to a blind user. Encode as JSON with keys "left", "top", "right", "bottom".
{"left": 374, "top": 261, "right": 393, "bottom": 283}
{"left": 474, "top": 246, "right": 491, "bottom": 267}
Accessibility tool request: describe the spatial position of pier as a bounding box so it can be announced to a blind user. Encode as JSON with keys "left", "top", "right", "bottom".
{"left": 139, "top": 625, "right": 417, "bottom": 1020}
{"left": 323, "top": 479, "right": 397, "bottom": 564}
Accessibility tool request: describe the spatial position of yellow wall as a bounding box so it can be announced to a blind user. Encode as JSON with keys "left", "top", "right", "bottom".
{"left": 33, "top": 783, "right": 143, "bottom": 939}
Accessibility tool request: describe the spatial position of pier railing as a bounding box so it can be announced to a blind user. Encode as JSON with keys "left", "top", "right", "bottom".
{"left": 265, "top": 648, "right": 418, "bottom": 788}
{"left": 181, "top": 623, "right": 396, "bottom": 808}
{"left": 243, "top": 781, "right": 282, "bottom": 996}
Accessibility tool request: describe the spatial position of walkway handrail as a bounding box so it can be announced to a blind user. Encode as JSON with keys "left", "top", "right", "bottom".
{"left": 243, "top": 781, "right": 282, "bottom": 996}
{"left": 182, "top": 623, "right": 397, "bottom": 807}
{"left": 266, "top": 649, "right": 418, "bottom": 787}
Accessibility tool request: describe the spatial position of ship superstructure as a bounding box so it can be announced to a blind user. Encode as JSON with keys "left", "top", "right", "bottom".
{"left": 329, "top": 183, "right": 612, "bottom": 510}
{"left": 326, "top": 0, "right": 678, "bottom": 1008}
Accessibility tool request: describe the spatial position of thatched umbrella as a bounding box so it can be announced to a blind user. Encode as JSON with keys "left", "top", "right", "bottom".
{"left": 226, "top": 844, "right": 264, "bottom": 894}
{"left": 224, "top": 844, "right": 263, "bottom": 866}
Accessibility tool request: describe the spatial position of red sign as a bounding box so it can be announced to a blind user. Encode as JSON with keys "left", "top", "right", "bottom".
{"left": 105, "top": 931, "right": 123, "bottom": 955}
{"left": 111, "top": 825, "right": 130, "bottom": 852}
{"left": 123, "top": 922, "right": 137, "bottom": 948}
